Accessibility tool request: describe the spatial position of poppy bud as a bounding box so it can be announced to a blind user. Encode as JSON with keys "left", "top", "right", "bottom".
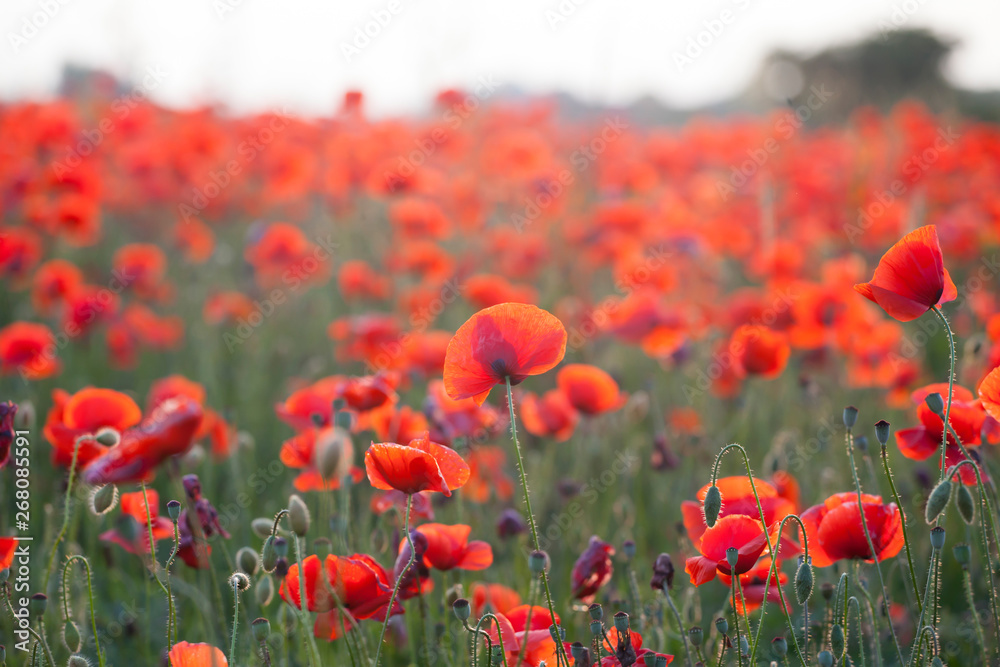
{"left": 274, "top": 557, "right": 290, "bottom": 580}
{"left": 588, "top": 603, "right": 603, "bottom": 621}
{"left": 715, "top": 617, "right": 729, "bottom": 635}
{"left": 651, "top": 552, "right": 675, "bottom": 591}
{"left": 67, "top": 657, "right": 91, "bottom": 667}
{"left": 316, "top": 428, "right": 351, "bottom": 482}
{"left": 703, "top": 485, "right": 722, "bottom": 528}
{"left": 229, "top": 572, "right": 251, "bottom": 592}
{"left": 529, "top": 550, "right": 549, "bottom": 575}
{"left": 925, "top": 480, "right": 952, "bottom": 524}
{"left": 251, "top": 617, "right": 271, "bottom": 643}
{"left": 94, "top": 427, "right": 120, "bottom": 447}
{"left": 924, "top": 392, "right": 945, "bottom": 416}
{"left": 795, "top": 557, "right": 813, "bottom": 604}
{"left": 237, "top": 546, "right": 259, "bottom": 576}
{"left": 772, "top": 637, "right": 788, "bottom": 658}
{"left": 29, "top": 593, "right": 47, "bottom": 617}
{"left": 739, "top": 636, "right": 749, "bottom": 656}
{"left": 953, "top": 543, "right": 971, "bottom": 567}
{"left": 89, "top": 484, "right": 119, "bottom": 516}
{"left": 256, "top": 574, "right": 274, "bottom": 606}
{"left": 261, "top": 536, "right": 278, "bottom": 573}
{"left": 930, "top": 526, "right": 946, "bottom": 551}
{"left": 843, "top": 406, "right": 858, "bottom": 430}
{"left": 452, "top": 598, "right": 470, "bottom": 622}
{"left": 874, "top": 420, "right": 891, "bottom": 448}
{"left": 613, "top": 611, "right": 630, "bottom": 635}
{"left": 571, "top": 643, "right": 591, "bottom": 667}
{"left": 63, "top": 620, "right": 82, "bottom": 652}
{"left": 689, "top": 626, "right": 704, "bottom": 647}
{"left": 252, "top": 518, "right": 275, "bottom": 539}
{"left": 831, "top": 624, "right": 845, "bottom": 659}
{"left": 590, "top": 620, "right": 603, "bottom": 636}
{"left": 956, "top": 484, "right": 975, "bottom": 524}
{"left": 623, "top": 539, "right": 636, "bottom": 560}
{"left": 288, "top": 495, "right": 310, "bottom": 536}
{"left": 818, "top": 650, "right": 834, "bottom": 667}
{"left": 725, "top": 547, "right": 739, "bottom": 571}
{"left": 166, "top": 499, "right": 181, "bottom": 522}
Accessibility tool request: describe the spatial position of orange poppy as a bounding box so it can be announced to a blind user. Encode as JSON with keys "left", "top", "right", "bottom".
{"left": 519, "top": 389, "right": 579, "bottom": 442}
{"left": 854, "top": 225, "right": 957, "bottom": 322}
{"left": 685, "top": 515, "right": 771, "bottom": 586}
{"left": 407, "top": 523, "right": 493, "bottom": 571}
{"left": 729, "top": 325, "right": 790, "bottom": 379}
{"left": 167, "top": 641, "right": 228, "bottom": 666}
{"left": 173, "top": 217, "right": 215, "bottom": 263}
{"left": 365, "top": 433, "right": 470, "bottom": 497}
{"left": 0, "top": 322, "right": 60, "bottom": 380}
{"left": 799, "top": 492, "right": 904, "bottom": 568}
{"left": 44, "top": 387, "right": 142, "bottom": 468}
{"left": 471, "top": 583, "right": 522, "bottom": 617}
{"left": 31, "top": 259, "right": 82, "bottom": 314}
{"left": 556, "top": 364, "right": 624, "bottom": 416}
{"left": 444, "top": 303, "right": 567, "bottom": 405}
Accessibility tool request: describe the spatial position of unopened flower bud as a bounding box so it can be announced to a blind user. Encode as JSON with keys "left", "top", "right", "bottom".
{"left": 925, "top": 480, "right": 952, "bottom": 524}
{"left": 256, "top": 574, "right": 275, "bottom": 606}
{"left": 957, "top": 483, "right": 975, "bottom": 524}
{"left": 288, "top": 495, "right": 311, "bottom": 537}
{"left": 924, "top": 392, "right": 945, "bottom": 416}
{"left": 703, "top": 485, "right": 722, "bottom": 528}
{"left": 229, "top": 572, "right": 251, "bottom": 592}
{"left": 831, "top": 624, "right": 845, "bottom": 658}
{"left": 63, "top": 620, "right": 81, "bottom": 652}
{"left": 795, "top": 556, "right": 813, "bottom": 604}
{"left": 67, "top": 656, "right": 91, "bottom": 667}
{"left": 818, "top": 650, "right": 834, "bottom": 667}
{"left": 252, "top": 518, "right": 275, "bottom": 539}
{"left": 261, "top": 536, "right": 278, "bottom": 573}
{"left": 94, "top": 427, "right": 120, "bottom": 447}
{"left": 237, "top": 547, "right": 259, "bottom": 576}
{"left": 89, "top": 485, "right": 118, "bottom": 516}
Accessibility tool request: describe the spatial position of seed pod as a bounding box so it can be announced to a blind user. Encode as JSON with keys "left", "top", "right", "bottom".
{"left": 925, "top": 480, "right": 952, "bottom": 524}
{"left": 166, "top": 500, "right": 182, "bottom": 522}
{"left": 715, "top": 617, "right": 729, "bottom": 636}
{"left": 831, "top": 624, "right": 845, "bottom": 659}
{"left": 843, "top": 406, "right": 858, "bottom": 430}
{"left": 453, "top": 598, "right": 470, "bottom": 622}
{"left": 957, "top": 484, "right": 975, "bottom": 524}
{"left": 89, "top": 484, "right": 119, "bottom": 516}
{"left": 29, "top": 593, "right": 47, "bottom": 617}
{"left": 688, "top": 626, "right": 704, "bottom": 647}
{"left": 588, "top": 603, "right": 603, "bottom": 621}
{"left": 256, "top": 574, "right": 275, "bottom": 606}
{"left": 590, "top": 620, "right": 603, "bottom": 636}
{"left": 795, "top": 557, "right": 813, "bottom": 604}
{"left": 874, "top": 420, "right": 891, "bottom": 447}
{"left": 63, "top": 620, "right": 82, "bottom": 653}
{"left": 288, "top": 495, "right": 311, "bottom": 537}
{"left": 930, "top": 526, "right": 946, "bottom": 551}
{"left": 251, "top": 617, "right": 271, "bottom": 643}
{"left": 613, "top": 611, "right": 630, "bottom": 635}
{"left": 529, "top": 550, "right": 549, "bottom": 575}
{"left": 623, "top": 539, "right": 636, "bottom": 560}
{"left": 703, "top": 485, "right": 722, "bottom": 528}
{"left": 571, "top": 643, "right": 591, "bottom": 667}
{"left": 725, "top": 547, "right": 739, "bottom": 570}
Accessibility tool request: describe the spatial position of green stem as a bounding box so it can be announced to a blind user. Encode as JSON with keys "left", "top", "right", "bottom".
{"left": 731, "top": 574, "right": 744, "bottom": 667}
{"left": 932, "top": 306, "right": 955, "bottom": 484}
{"left": 962, "top": 566, "right": 988, "bottom": 664}
{"left": 62, "top": 555, "right": 105, "bottom": 667}
{"left": 663, "top": 586, "right": 695, "bottom": 667}
{"left": 374, "top": 494, "right": 415, "bottom": 667}
{"left": 847, "top": 596, "right": 867, "bottom": 667}
{"left": 909, "top": 546, "right": 939, "bottom": 667}
{"left": 139, "top": 482, "right": 170, "bottom": 596}
{"left": 879, "top": 441, "right": 923, "bottom": 617}
{"left": 294, "top": 535, "right": 323, "bottom": 667}
{"left": 43, "top": 437, "right": 82, "bottom": 590}
{"left": 846, "top": 426, "right": 905, "bottom": 665}
{"left": 229, "top": 578, "right": 241, "bottom": 665}
{"left": 505, "top": 376, "right": 569, "bottom": 667}
{"left": 749, "top": 514, "right": 810, "bottom": 665}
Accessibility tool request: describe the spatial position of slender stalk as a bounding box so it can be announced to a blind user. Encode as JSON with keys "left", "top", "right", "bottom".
{"left": 909, "top": 546, "right": 939, "bottom": 667}
{"left": 731, "top": 574, "right": 744, "bottom": 667}
{"left": 853, "top": 562, "right": 879, "bottom": 667}
{"left": 374, "top": 494, "right": 415, "bottom": 667}
{"left": 505, "top": 376, "right": 568, "bottom": 667}
{"left": 846, "top": 426, "right": 904, "bottom": 665}
{"left": 139, "top": 482, "right": 170, "bottom": 596}
{"left": 229, "top": 578, "right": 241, "bottom": 665}
{"left": 879, "top": 442, "right": 922, "bottom": 617}
{"left": 749, "top": 514, "right": 809, "bottom": 665}
{"left": 847, "top": 596, "right": 867, "bottom": 667}
{"left": 932, "top": 306, "right": 955, "bottom": 484}
{"left": 4, "top": 584, "right": 55, "bottom": 666}
{"left": 165, "top": 520, "right": 180, "bottom": 648}
{"left": 962, "top": 566, "right": 988, "bottom": 664}
{"left": 62, "top": 555, "right": 105, "bottom": 667}
{"left": 43, "top": 437, "right": 82, "bottom": 589}
{"left": 663, "top": 585, "right": 695, "bottom": 667}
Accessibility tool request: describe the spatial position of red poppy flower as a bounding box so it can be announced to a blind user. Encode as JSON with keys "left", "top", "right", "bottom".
{"left": 365, "top": 433, "right": 470, "bottom": 496}
{"left": 338, "top": 259, "right": 391, "bottom": 302}
{"left": 82, "top": 395, "right": 203, "bottom": 485}
{"left": 99, "top": 489, "right": 173, "bottom": 555}
{"left": 31, "top": 259, "right": 83, "bottom": 315}
{"left": 799, "top": 493, "right": 904, "bottom": 567}
{"left": 979, "top": 365, "right": 1000, "bottom": 423}
{"left": 718, "top": 559, "right": 789, "bottom": 615}
{"left": 0, "top": 322, "right": 60, "bottom": 380}
{"left": 0, "top": 537, "right": 17, "bottom": 570}
{"left": 571, "top": 536, "right": 615, "bottom": 603}
{"left": 555, "top": 364, "right": 625, "bottom": 416}
{"left": 681, "top": 477, "right": 797, "bottom": 551}
{"left": 174, "top": 217, "right": 215, "bottom": 264}
{"left": 854, "top": 225, "right": 957, "bottom": 322}
{"left": 471, "top": 583, "right": 522, "bottom": 617}
{"left": 519, "top": 390, "right": 579, "bottom": 442}
{"left": 0, "top": 226, "right": 41, "bottom": 282}
{"left": 276, "top": 376, "right": 347, "bottom": 431}
{"left": 730, "top": 325, "right": 790, "bottom": 379}
{"left": 685, "top": 515, "right": 771, "bottom": 586}
{"left": 370, "top": 490, "right": 435, "bottom": 521}
{"left": 487, "top": 607, "right": 562, "bottom": 667}
{"left": 444, "top": 303, "right": 567, "bottom": 405}
{"left": 424, "top": 379, "right": 503, "bottom": 446}
{"left": 406, "top": 523, "right": 493, "bottom": 571}
{"left": 464, "top": 446, "right": 515, "bottom": 504}
{"left": 0, "top": 401, "right": 15, "bottom": 469}
{"left": 203, "top": 291, "right": 255, "bottom": 325}
{"left": 44, "top": 387, "right": 143, "bottom": 468}
{"left": 369, "top": 404, "right": 431, "bottom": 445}
{"left": 167, "top": 641, "right": 228, "bottom": 666}
{"left": 113, "top": 243, "right": 167, "bottom": 299}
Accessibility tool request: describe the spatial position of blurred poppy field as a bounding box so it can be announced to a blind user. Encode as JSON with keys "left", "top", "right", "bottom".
{"left": 3, "top": 87, "right": 1000, "bottom": 667}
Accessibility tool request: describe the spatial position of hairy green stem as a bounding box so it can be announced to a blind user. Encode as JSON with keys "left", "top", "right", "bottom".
{"left": 374, "top": 494, "right": 415, "bottom": 667}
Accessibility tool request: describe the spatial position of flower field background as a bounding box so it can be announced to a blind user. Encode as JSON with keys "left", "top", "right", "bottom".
{"left": 2, "top": 71, "right": 1000, "bottom": 667}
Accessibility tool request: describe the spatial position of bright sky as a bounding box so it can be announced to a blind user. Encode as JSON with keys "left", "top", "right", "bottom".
{"left": 1, "top": 0, "right": 998, "bottom": 118}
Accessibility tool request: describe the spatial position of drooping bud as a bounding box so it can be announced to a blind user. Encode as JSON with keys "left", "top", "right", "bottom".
{"left": 703, "top": 485, "right": 722, "bottom": 528}
{"left": 67, "top": 656, "right": 91, "bottom": 667}
{"left": 930, "top": 526, "right": 946, "bottom": 551}
{"left": 229, "top": 572, "right": 251, "bottom": 592}
{"left": 831, "top": 624, "right": 845, "bottom": 659}
{"left": 252, "top": 617, "right": 271, "bottom": 643}
{"left": 288, "top": 495, "right": 311, "bottom": 537}
{"left": 261, "top": 536, "right": 278, "bottom": 573}
{"left": 874, "top": 420, "right": 891, "bottom": 448}
{"left": 63, "top": 620, "right": 82, "bottom": 652}
{"left": 256, "top": 574, "right": 274, "bottom": 606}
{"left": 315, "top": 428, "right": 352, "bottom": 482}
{"left": 795, "top": 556, "right": 813, "bottom": 604}
{"left": 956, "top": 484, "right": 975, "bottom": 524}
{"left": 94, "top": 427, "right": 120, "bottom": 447}
{"left": 237, "top": 546, "right": 259, "bottom": 576}
{"left": 89, "top": 484, "right": 119, "bottom": 516}
{"left": 924, "top": 392, "right": 945, "bottom": 416}
{"left": 251, "top": 518, "right": 275, "bottom": 539}
{"left": 453, "top": 598, "right": 470, "bottom": 622}
{"left": 925, "top": 480, "right": 952, "bottom": 524}
{"left": 843, "top": 406, "right": 858, "bottom": 430}
{"left": 953, "top": 543, "right": 971, "bottom": 567}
